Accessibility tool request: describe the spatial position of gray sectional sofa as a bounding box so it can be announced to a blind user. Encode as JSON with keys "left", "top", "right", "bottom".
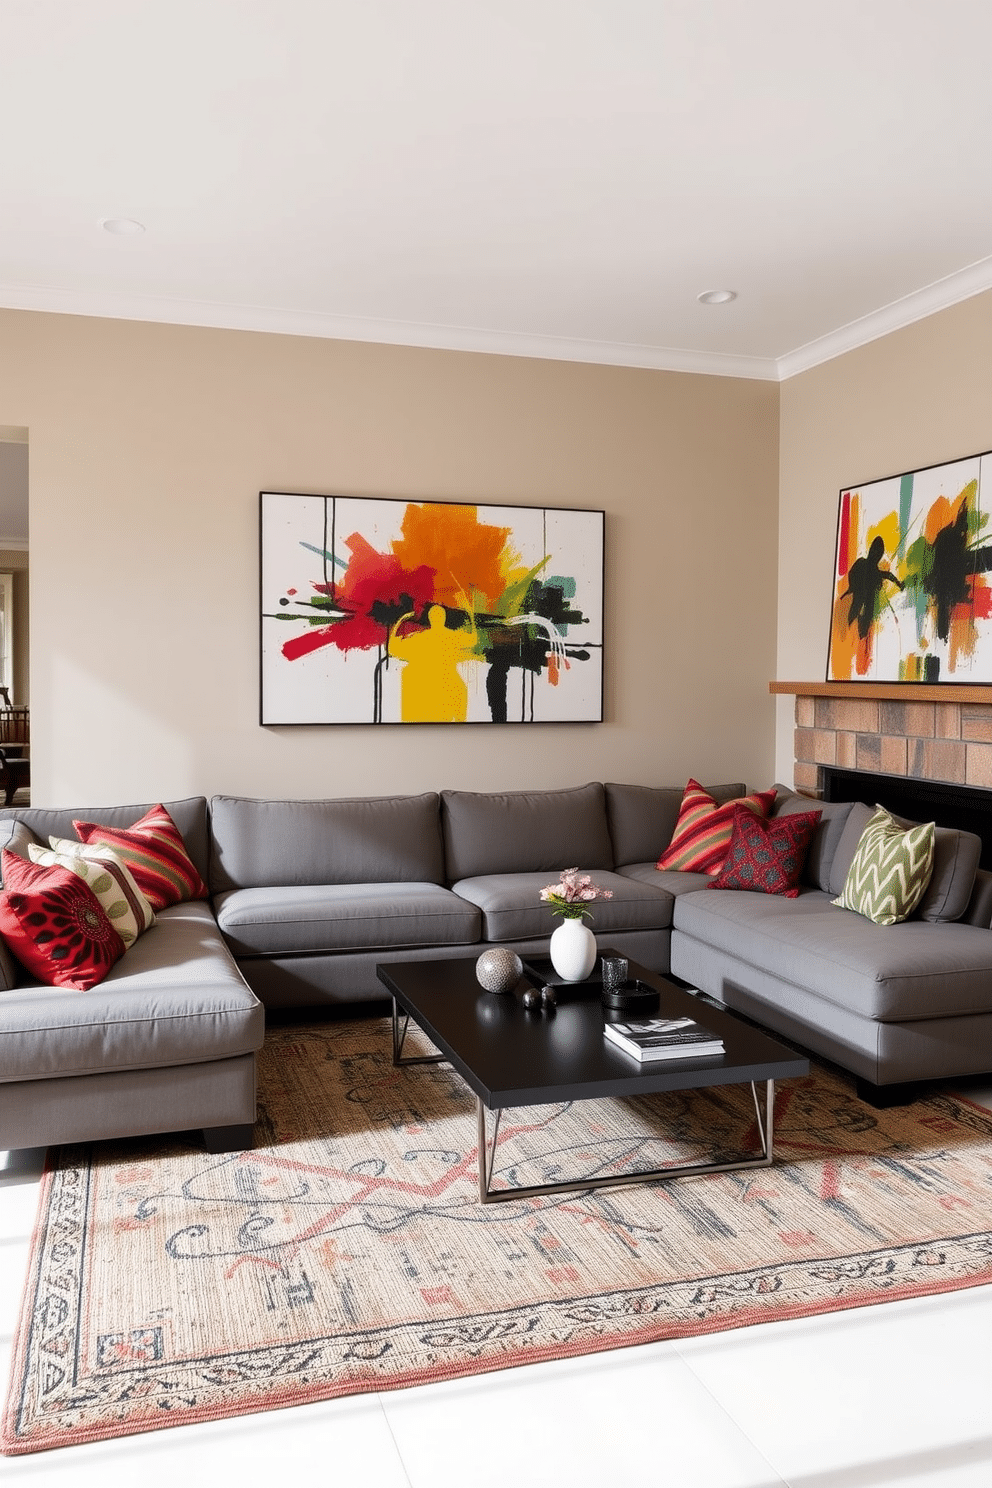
{"left": 3, "top": 779, "right": 992, "bottom": 1154}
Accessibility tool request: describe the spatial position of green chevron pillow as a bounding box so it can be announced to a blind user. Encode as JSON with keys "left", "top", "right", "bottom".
{"left": 832, "top": 806, "right": 935, "bottom": 926}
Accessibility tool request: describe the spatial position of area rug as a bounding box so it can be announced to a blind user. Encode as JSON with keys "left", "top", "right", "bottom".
{"left": 7, "top": 1019, "right": 992, "bottom": 1454}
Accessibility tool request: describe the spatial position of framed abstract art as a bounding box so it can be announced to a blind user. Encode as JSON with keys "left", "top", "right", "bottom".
{"left": 260, "top": 492, "right": 605, "bottom": 725}
{"left": 827, "top": 449, "right": 992, "bottom": 684}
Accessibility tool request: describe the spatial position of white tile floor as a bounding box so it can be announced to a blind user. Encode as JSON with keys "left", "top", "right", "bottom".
{"left": 5, "top": 1079, "right": 992, "bottom": 1487}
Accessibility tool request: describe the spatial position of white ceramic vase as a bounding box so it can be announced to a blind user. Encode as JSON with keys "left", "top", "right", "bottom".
{"left": 549, "top": 916, "right": 597, "bottom": 982}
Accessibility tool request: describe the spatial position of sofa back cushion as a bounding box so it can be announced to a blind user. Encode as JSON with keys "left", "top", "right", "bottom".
{"left": 962, "top": 867, "right": 992, "bottom": 928}
{"left": 0, "top": 798, "right": 210, "bottom": 884}
{"left": 209, "top": 793, "right": 445, "bottom": 891}
{"left": 605, "top": 782, "right": 747, "bottom": 867}
{"left": 771, "top": 787, "right": 856, "bottom": 891}
{"left": 827, "top": 803, "right": 875, "bottom": 896}
{"left": 892, "top": 813, "right": 982, "bottom": 923}
{"left": 441, "top": 783, "right": 613, "bottom": 881}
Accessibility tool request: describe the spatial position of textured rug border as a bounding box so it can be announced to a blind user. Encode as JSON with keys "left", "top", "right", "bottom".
{"left": 6, "top": 1243, "right": 992, "bottom": 1457}
{"left": 5, "top": 1150, "right": 992, "bottom": 1455}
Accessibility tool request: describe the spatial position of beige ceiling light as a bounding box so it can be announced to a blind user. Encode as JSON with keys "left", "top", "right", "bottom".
{"left": 100, "top": 218, "right": 145, "bottom": 235}
{"left": 697, "top": 289, "right": 737, "bottom": 305}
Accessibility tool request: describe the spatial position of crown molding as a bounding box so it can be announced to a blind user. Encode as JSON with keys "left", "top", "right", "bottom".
{"left": 0, "top": 282, "right": 780, "bottom": 381}
{"left": 4, "top": 256, "right": 992, "bottom": 384}
{"left": 776, "top": 255, "right": 992, "bottom": 380}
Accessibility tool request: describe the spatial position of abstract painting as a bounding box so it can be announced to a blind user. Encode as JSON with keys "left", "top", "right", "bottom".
{"left": 260, "top": 493, "right": 604, "bottom": 724}
{"left": 827, "top": 450, "right": 992, "bottom": 684}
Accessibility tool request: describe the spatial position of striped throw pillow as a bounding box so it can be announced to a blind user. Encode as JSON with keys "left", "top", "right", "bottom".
{"left": 656, "top": 779, "right": 778, "bottom": 875}
{"left": 832, "top": 806, "right": 935, "bottom": 925}
{"left": 72, "top": 804, "right": 209, "bottom": 911}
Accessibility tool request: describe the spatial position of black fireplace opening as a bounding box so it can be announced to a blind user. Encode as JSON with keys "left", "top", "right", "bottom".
{"left": 820, "top": 767, "right": 992, "bottom": 871}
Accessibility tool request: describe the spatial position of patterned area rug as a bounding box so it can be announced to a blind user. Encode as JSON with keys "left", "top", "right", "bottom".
{"left": 7, "top": 1017, "right": 992, "bottom": 1454}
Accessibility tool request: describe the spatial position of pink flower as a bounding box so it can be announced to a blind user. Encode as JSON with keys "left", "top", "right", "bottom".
{"left": 539, "top": 869, "right": 614, "bottom": 920}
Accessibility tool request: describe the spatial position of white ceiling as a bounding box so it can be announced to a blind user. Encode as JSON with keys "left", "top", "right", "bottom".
{"left": 2, "top": 1, "right": 992, "bottom": 381}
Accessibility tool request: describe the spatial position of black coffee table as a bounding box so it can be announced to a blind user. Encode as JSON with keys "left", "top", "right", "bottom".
{"left": 376, "top": 956, "right": 809, "bottom": 1204}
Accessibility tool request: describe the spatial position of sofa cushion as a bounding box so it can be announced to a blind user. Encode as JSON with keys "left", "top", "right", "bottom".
{"left": 451, "top": 870, "right": 672, "bottom": 941}
{"left": 74, "top": 804, "right": 210, "bottom": 910}
{"left": 441, "top": 783, "right": 613, "bottom": 881}
{"left": 709, "top": 809, "right": 821, "bottom": 898}
{"left": 0, "top": 820, "right": 39, "bottom": 990}
{"left": 771, "top": 788, "right": 856, "bottom": 891}
{"left": 209, "top": 794, "right": 445, "bottom": 892}
{"left": 214, "top": 882, "right": 481, "bottom": 957}
{"left": 962, "top": 867, "right": 992, "bottom": 928}
{"left": 31, "top": 839, "right": 156, "bottom": 947}
{"left": 826, "top": 801, "right": 979, "bottom": 923}
{"left": 657, "top": 779, "right": 776, "bottom": 874}
{"left": 0, "top": 851, "right": 127, "bottom": 990}
{"left": 890, "top": 814, "right": 982, "bottom": 924}
{"left": 614, "top": 862, "right": 714, "bottom": 897}
{"left": 832, "top": 807, "right": 935, "bottom": 925}
{"left": 673, "top": 888, "right": 992, "bottom": 1022}
{"left": 0, "top": 818, "right": 40, "bottom": 861}
{"left": 0, "top": 900, "right": 263, "bottom": 1082}
{"left": 827, "top": 803, "right": 875, "bottom": 895}
{"left": 0, "top": 798, "right": 211, "bottom": 885}
{"left": 605, "top": 782, "right": 747, "bottom": 869}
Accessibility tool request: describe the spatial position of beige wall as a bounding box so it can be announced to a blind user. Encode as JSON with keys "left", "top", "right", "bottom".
{"left": 0, "top": 308, "right": 780, "bottom": 807}
{"left": 776, "top": 290, "right": 992, "bottom": 781}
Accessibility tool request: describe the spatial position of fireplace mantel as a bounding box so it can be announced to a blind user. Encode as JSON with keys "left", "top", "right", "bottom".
{"left": 770, "top": 681, "right": 992, "bottom": 703}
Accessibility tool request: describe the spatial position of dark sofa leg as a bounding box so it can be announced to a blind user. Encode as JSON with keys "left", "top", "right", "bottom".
{"left": 855, "top": 1077, "right": 924, "bottom": 1109}
{"left": 202, "top": 1122, "right": 255, "bottom": 1153}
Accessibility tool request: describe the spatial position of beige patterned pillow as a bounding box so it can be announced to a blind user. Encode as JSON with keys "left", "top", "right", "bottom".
{"left": 832, "top": 806, "right": 935, "bottom": 926}
{"left": 29, "top": 839, "right": 155, "bottom": 948}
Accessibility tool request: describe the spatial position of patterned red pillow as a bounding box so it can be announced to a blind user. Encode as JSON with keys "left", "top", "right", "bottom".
{"left": 709, "top": 808, "right": 822, "bottom": 897}
{"left": 657, "top": 779, "right": 778, "bottom": 875}
{"left": 0, "top": 850, "right": 126, "bottom": 989}
{"left": 72, "top": 804, "right": 208, "bottom": 911}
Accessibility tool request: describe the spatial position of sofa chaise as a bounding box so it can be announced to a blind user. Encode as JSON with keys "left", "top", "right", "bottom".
{"left": 0, "top": 798, "right": 263, "bottom": 1153}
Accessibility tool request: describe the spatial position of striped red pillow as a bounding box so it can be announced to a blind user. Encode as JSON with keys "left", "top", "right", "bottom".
{"left": 656, "top": 779, "right": 778, "bottom": 875}
{"left": 72, "top": 804, "right": 208, "bottom": 910}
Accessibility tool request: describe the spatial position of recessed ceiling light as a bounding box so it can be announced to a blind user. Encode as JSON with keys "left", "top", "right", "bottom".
{"left": 101, "top": 218, "right": 145, "bottom": 235}
{"left": 697, "top": 289, "right": 737, "bottom": 305}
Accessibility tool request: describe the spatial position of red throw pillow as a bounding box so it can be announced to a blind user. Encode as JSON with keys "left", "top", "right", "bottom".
{"left": 0, "top": 850, "right": 126, "bottom": 989}
{"left": 72, "top": 804, "right": 208, "bottom": 911}
{"left": 709, "top": 808, "right": 822, "bottom": 897}
{"left": 657, "top": 779, "right": 778, "bottom": 875}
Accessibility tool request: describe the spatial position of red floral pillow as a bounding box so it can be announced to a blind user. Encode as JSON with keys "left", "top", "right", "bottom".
{"left": 0, "top": 850, "right": 126, "bottom": 989}
{"left": 72, "top": 804, "right": 208, "bottom": 911}
{"left": 657, "top": 779, "right": 778, "bottom": 875}
{"left": 709, "top": 808, "right": 822, "bottom": 898}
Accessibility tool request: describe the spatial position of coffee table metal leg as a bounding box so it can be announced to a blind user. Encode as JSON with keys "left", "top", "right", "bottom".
{"left": 752, "top": 1077, "right": 775, "bottom": 1162}
{"left": 476, "top": 1079, "right": 777, "bottom": 1204}
{"left": 391, "top": 998, "right": 449, "bottom": 1067}
{"left": 477, "top": 1099, "right": 504, "bottom": 1203}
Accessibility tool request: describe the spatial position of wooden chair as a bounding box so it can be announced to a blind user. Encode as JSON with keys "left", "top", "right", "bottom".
{"left": 0, "top": 746, "right": 29, "bottom": 805}
{"left": 0, "top": 707, "right": 29, "bottom": 746}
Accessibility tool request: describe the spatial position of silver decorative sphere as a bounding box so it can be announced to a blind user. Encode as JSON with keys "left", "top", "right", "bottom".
{"left": 475, "top": 948, "right": 523, "bottom": 994}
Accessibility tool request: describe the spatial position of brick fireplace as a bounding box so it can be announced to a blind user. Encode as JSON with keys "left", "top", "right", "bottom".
{"left": 770, "top": 684, "right": 992, "bottom": 797}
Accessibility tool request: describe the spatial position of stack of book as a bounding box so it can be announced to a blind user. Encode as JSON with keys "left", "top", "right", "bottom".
{"left": 603, "top": 1014, "right": 724, "bottom": 1062}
